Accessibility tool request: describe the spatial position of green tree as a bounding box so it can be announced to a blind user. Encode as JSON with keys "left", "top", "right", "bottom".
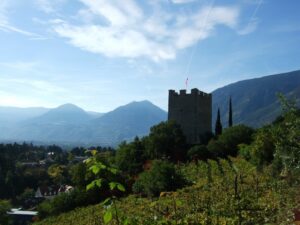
{"left": 272, "top": 95, "right": 300, "bottom": 180}
{"left": 208, "top": 125, "right": 254, "bottom": 158}
{"left": 145, "top": 121, "right": 187, "bottom": 161}
{"left": 248, "top": 126, "right": 275, "bottom": 168}
{"left": 115, "top": 137, "right": 145, "bottom": 175}
{"left": 70, "top": 163, "right": 88, "bottom": 189}
{"left": 187, "top": 145, "right": 211, "bottom": 161}
{"left": 229, "top": 96, "right": 233, "bottom": 127}
{"left": 215, "top": 108, "right": 223, "bottom": 136}
{"left": 48, "top": 164, "right": 68, "bottom": 184}
{"left": 132, "top": 160, "right": 186, "bottom": 197}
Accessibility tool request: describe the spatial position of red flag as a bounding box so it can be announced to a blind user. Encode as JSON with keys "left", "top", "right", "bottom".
{"left": 185, "top": 77, "right": 188, "bottom": 89}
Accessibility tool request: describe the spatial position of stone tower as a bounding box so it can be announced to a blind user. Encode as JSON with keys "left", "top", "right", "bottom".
{"left": 168, "top": 88, "right": 212, "bottom": 144}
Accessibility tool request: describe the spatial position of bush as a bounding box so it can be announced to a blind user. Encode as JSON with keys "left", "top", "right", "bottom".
{"left": 37, "top": 188, "right": 103, "bottom": 218}
{"left": 208, "top": 125, "right": 254, "bottom": 158}
{"left": 187, "top": 145, "right": 211, "bottom": 161}
{"left": 0, "top": 200, "right": 12, "bottom": 225}
{"left": 132, "top": 160, "right": 186, "bottom": 197}
{"left": 115, "top": 137, "right": 146, "bottom": 175}
{"left": 145, "top": 121, "right": 187, "bottom": 161}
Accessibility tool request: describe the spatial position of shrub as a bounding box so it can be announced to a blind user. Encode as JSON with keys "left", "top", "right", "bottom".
{"left": 208, "top": 125, "right": 254, "bottom": 158}
{"left": 145, "top": 121, "right": 187, "bottom": 161}
{"left": 132, "top": 160, "right": 186, "bottom": 197}
{"left": 37, "top": 188, "right": 103, "bottom": 218}
{"left": 0, "top": 200, "right": 12, "bottom": 225}
{"left": 115, "top": 137, "right": 146, "bottom": 175}
{"left": 187, "top": 145, "right": 211, "bottom": 161}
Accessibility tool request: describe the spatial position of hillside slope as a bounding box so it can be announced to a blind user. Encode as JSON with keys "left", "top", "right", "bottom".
{"left": 212, "top": 70, "right": 300, "bottom": 128}
{"left": 34, "top": 159, "right": 296, "bottom": 225}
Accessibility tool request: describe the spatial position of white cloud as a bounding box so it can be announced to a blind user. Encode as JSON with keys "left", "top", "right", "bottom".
{"left": 0, "top": 0, "right": 45, "bottom": 38}
{"left": 171, "top": 0, "right": 196, "bottom": 4}
{"left": 34, "top": 0, "right": 67, "bottom": 13}
{"left": 0, "top": 0, "right": 10, "bottom": 25}
{"left": 51, "top": 1, "right": 240, "bottom": 61}
{"left": 238, "top": 0, "right": 263, "bottom": 35}
{"left": 237, "top": 18, "right": 258, "bottom": 35}
{"left": 79, "top": 0, "right": 143, "bottom": 26}
{"left": 0, "top": 61, "right": 40, "bottom": 71}
{"left": 0, "top": 21, "right": 43, "bottom": 38}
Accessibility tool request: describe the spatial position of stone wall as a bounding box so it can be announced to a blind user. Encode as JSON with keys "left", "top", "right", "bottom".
{"left": 168, "top": 88, "right": 212, "bottom": 144}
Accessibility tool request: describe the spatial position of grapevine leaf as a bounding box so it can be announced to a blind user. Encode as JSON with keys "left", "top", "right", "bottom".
{"left": 90, "top": 165, "right": 100, "bottom": 175}
{"left": 86, "top": 182, "right": 95, "bottom": 191}
{"left": 102, "top": 198, "right": 112, "bottom": 207}
{"left": 109, "top": 182, "right": 117, "bottom": 190}
{"left": 117, "top": 183, "right": 125, "bottom": 192}
{"left": 103, "top": 210, "right": 113, "bottom": 224}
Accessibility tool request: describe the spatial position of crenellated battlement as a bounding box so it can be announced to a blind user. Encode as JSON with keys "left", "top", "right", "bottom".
{"left": 169, "top": 88, "right": 211, "bottom": 97}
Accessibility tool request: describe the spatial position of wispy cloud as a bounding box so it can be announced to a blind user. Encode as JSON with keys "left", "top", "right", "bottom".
{"left": 51, "top": 0, "right": 239, "bottom": 61}
{"left": 0, "top": 0, "right": 46, "bottom": 39}
{"left": 238, "top": 0, "right": 263, "bottom": 35}
{"left": 0, "top": 21, "right": 45, "bottom": 38}
{"left": 34, "top": 0, "right": 67, "bottom": 13}
{"left": 170, "top": 0, "right": 197, "bottom": 4}
{"left": 237, "top": 18, "right": 258, "bottom": 35}
{"left": 0, "top": 61, "right": 40, "bottom": 71}
{"left": 0, "top": 77, "right": 69, "bottom": 108}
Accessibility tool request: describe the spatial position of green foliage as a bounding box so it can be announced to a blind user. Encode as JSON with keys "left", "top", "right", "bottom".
{"left": 187, "top": 145, "right": 211, "bottom": 161}
{"left": 272, "top": 97, "right": 300, "bottom": 180}
{"left": 0, "top": 200, "right": 12, "bottom": 225}
{"left": 132, "top": 160, "right": 186, "bottom": 197}
{"left": 145, "top": 121, "right": 187, "bottom": 161}
{"left": 208, "top": 125, "right": 254, "bottom": 158}
{"left": 70, "top": 163, "right": 88, "bottom": 189}
{"left": 37, "top": 188, "right": 99, "bottom": 218}
{"left": 34, "top": 158, "right": 298, "bottom": 225}
{"left": 215, "top": 108, "right": 223, "bottom": 136}
{"left": 115, "top": 137, "right": 145, "bottom": 175}
{"left": 239, "top": 95, "right": 300, "bottom": 180}
{"left": 85, "top": 150, "right": 126, "bottom": 225}
{"left": 48, "top": 164, "right": 69, "bottom": 184}
{"left": 240, "top": 126, "right": 275, "bottom": 168}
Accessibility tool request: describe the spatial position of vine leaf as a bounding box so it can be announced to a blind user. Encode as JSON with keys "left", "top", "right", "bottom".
{"left": 103, "top": 210, "right": 113, "bottom": 224}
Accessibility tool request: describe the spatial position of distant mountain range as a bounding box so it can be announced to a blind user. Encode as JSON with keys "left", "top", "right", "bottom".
{"left": 0, "top": 70, "right": 299, "bottom": 146}
{"left": 212, "top": 70, "right": 300, "bottom": 128}
{"left": 0, "top": 101, "right": 167, "bottom": 146}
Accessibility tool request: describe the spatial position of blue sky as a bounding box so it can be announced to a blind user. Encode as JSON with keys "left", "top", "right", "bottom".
{"left": 0, "top": 0, "right": 299, "bottom": 112}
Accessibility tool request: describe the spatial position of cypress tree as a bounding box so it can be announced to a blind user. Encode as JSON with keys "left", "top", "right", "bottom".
{"left": 229, "top": 96, "right": 233, "bottom": 127}
{"left": 215, "top": 108, "right": 223, "bottom": 136}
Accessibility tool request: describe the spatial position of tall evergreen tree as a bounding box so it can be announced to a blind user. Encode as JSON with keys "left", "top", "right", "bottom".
{"left": 215, "top": 108, "right": 223, "bottom": 136}
{"left": 229, "top": 96, "right": 233, "bottom": 127}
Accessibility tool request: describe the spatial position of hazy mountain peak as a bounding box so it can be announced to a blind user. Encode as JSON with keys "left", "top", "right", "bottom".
{"left": 54, "top": 103, "right": 85, "bottom": 112}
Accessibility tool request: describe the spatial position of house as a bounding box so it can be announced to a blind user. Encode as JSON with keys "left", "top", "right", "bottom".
{"left": 35, "top": 185, "right": 74, "bottom": 199}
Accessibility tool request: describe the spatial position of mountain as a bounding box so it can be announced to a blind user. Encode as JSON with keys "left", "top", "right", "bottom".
{"left": 0, "top": 106, "right": 49, "bottom": 125}
{"left": 0, "top": 70, "right": 299, "bottom": 145}
{"left": 212, "top": 70, "right": 300, "bottom": 128}
{"left": 86, "top": 100, "right": 167, "bottom": 145}
{"left": 0, "top": 101, "right": 167, "bottom": 146}
{"left": 28, "top": 103, "right": 93, "bottom": 125}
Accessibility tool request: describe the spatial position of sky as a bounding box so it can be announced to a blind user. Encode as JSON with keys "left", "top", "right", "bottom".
{"left": 0, "top": 0, "right": 299, "bottom": 112}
